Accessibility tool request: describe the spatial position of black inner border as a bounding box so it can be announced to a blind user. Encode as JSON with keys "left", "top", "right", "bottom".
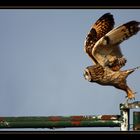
{"left": 0, "top": 0, "right": 140, "bottom": 136}
{"left": 0, "top": 0, "right": 140, "bottom": 8}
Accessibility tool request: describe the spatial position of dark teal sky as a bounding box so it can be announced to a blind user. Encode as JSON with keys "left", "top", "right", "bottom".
{"left": 0, "top": 9, "right": 140, "bottom": 131}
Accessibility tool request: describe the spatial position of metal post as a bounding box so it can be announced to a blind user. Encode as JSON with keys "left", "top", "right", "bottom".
{"left": 120, "top": 104, "right": 130, "bottom": 131}
{"left": 120, "top": 101, "right": 140, "bottom": 131}
{"left": 133, "top": 112, "right": 140, "bottom": 131}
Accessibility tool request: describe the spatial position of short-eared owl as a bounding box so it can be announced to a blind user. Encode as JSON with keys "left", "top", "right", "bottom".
{"left": 83, "top": 13, "right": 140, "bottom": 100}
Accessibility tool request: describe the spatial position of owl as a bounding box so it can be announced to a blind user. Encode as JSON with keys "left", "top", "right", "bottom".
{"left": 83, "top": 13, "right": 140, "bottom": 100}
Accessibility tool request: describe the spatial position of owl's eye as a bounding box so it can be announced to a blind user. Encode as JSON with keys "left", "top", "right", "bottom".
{"left": 83, "top": 70, "right": 88, "bottom": 77}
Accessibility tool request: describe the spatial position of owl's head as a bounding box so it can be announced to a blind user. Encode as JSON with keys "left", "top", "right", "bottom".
{"left": 83, "top": 64, "right": 104, "bottom": 83}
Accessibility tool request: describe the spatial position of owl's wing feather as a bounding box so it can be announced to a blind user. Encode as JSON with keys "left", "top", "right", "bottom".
{"left": 92, "top": 21, "right": 140, "bottom": 70}
{"left": 84, "top": 13, "right": 115, "bottom": 64}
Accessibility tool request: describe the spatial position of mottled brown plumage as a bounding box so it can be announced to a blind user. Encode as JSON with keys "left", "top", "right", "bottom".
{"left": 84, "top": 64, "right": 140, "bottom": 99}
{"left": 83, "top": 13, "right": 140, "bottom": 100}
{"left": 84, "top": 13, "right": 115, "bottom": 64}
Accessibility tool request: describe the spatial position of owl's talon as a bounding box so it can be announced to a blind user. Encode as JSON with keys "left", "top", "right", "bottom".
{"left": 125, "top": 97, "right": 135, "bottom": 102}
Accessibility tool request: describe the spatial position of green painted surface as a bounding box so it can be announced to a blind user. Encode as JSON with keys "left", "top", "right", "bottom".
{"left": 0, "top": 116, "right": 121, "bottom": 128}
{"left": 133, "top": 112, "right": 140, "bottom": 130}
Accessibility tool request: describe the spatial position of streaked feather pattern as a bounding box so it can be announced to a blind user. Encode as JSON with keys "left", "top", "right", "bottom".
{"left": 84, "top": 13, "right": 114, "bottom": 64}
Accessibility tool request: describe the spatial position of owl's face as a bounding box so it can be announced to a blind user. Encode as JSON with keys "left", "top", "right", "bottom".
{"left": 83, "top": 68, "right": 92, "bottom": 82}
{"left": 83, "top": 64, "right": 104, "bottom": 83}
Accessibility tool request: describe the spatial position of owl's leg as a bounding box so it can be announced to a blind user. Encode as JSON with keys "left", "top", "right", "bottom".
{"left": 117, "top": 57, "right": 127, "bottom": 67}
{"left": 125, "top": 86, "right": 136, "bottom": 100}
{"left": 115, "top": 81, "right": 135, "bottom": 100}
{"left": 120, "top": 84, "right": 135, "bottom": 100}
{"left": 104, "top": 56, "right": 117, "bottom": 67}
{"left": 104, "top": 57, "right": 127, "bottom": 71}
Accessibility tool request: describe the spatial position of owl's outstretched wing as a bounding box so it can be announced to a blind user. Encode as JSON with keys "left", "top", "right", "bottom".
{"left": 92, "top": 21, "right": 140, "bottom": 70}
{"left": 84, "top": 13, "right": 115, "bottom": 64}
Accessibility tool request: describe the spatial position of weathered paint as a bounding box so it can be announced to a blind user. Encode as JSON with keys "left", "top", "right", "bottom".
{"left": 71, "top": 116, "right": 84, "bottom": 121}
{"left": 71, "top": 121, "right": 81, "bottom": 126}
{"left": 120, "top": 101, "right": 140, "bottom": 109}
{"left": 0, "top": 116, "right": 121, "bottom": 129}
{"left": 48, "top": 116, "right": 61, "bottom": 122}
{"left": 120, "top": 109, "right": 129, "bottom": 131}
{"left": 100, "top": 115, "right": 119, "bottom": 120}
{"left": 0, "top": 117, "right": 9, "bottom": 127}
{"left": 47, "top": 115, "right": 120, "bottom": 121}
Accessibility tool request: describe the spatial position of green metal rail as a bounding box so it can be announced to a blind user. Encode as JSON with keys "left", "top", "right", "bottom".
{"left": 0, "top": 115, "right": 121, "bottom": 129}
{"left": 0, "top": 101, "right": 140, "bottom": 131}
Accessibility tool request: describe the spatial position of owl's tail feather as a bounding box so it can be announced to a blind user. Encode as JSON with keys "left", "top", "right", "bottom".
{"left": 132, "top": 66, "right": 140, "bottom": 71}
{"left": 126, "top": 66, "right": 140, "bottom": 76}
